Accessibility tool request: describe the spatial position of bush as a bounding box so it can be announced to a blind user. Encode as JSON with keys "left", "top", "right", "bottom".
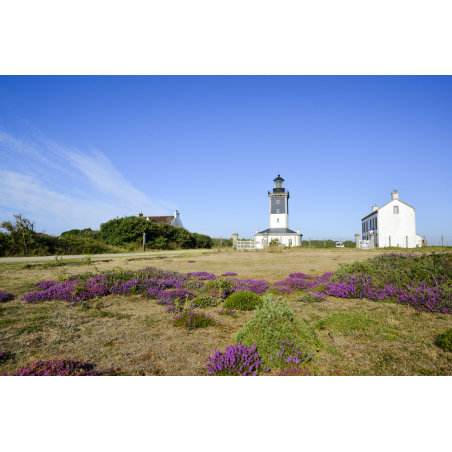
{"left": 3, "top": 358, "right": 117, "bottom": 376}
{"left": 206, "top": 343, "right": 263, "bottom": 376}
{"left": 0, "top": 214, "right": 112, "bottom": 256}
{"left": 155, "top": 289, "right": 196, "bottom": 306}
{"left": 172, "top": 311, "right": 217, "bottom": 330}
{"left": 187, "top": 294, "right": 221, "bottom": 309}
{"left": 295, "top": 292, "right": 327, "bottom": 303}
{"left": 99, "top": 215, "right": 210, "bottom": 250}
{"left": 435, "top": 329, "right": 452, "bottom": 352}
{"left": 235, "top": 295, "right": 318, "bottom": 367}
{"left": 223, "top": 291, "right": 263, "bottom": 311}
{"left": 192, "top": 233, "right": 213, "bottom": 249}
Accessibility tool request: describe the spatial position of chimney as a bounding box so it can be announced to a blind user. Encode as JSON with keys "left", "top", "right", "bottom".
{"left": 372, "top": 204, "right": 378, "bottom": 212}
{"left": 137, "top": 212, "right": 143, "bottom": 217}
{"left": 391, "top": 189, "right": 399, "bottom": 200}
{"left": 297, "top": 229, "right": 300, "bottom": 234}
{"left": 256, "top": 229, "right": 258, "bottom": 233}
{"left": 174, "top": 210, "right": 179, "bottom": 218}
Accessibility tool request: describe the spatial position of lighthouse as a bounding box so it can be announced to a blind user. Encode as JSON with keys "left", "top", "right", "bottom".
{"left": 254, "top": 175, "right": 303, "bottom": 249}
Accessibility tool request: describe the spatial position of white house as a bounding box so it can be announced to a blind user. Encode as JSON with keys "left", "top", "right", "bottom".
{"left": 137, "top": 210, "right": 184, "bottom": 228}
{"left": 361, "top": 190, "right": 422, "bottom": 248}
{"left": 254, "top": 175, "right": 303, "bottom": 249}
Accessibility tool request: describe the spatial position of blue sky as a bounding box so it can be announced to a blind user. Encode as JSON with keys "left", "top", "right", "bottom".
{"left": 0, "top": 76, "right": 451, "bottom": 240}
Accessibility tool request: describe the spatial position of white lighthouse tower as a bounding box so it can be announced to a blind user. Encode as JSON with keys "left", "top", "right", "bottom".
{"left": 254, "top": 175, "right": 303, "bottom": 249}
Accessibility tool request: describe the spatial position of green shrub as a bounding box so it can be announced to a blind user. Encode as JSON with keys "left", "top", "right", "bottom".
{"left": 223, "top": 291, "right": 263, "bottom": 311}
{"left": 187, "top": 294, "right": 221, "bottom": 309}
{"left": 435, "top": 329, "right": 452, "bottom": 352}
{"left": 0, "top": 214, "right": 112, "bottom": 257}
{"left": 192, "top": 233, "right": 213, "bottom": 249}
{"left": 234, "top": 295, "right": 318, "bottom": 367}
{"left": 99, "top": 215, "right": 211, "bottom": 249}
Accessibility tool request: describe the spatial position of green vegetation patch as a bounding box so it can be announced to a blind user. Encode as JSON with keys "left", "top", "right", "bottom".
{"left": 223, "top": 291, "right": 263, "bottom": 311}
{"left": 317, "top": 310, "right": 379, "bottom": 333}
{"left": 235, "top": 295, "right": 318, "bottom": 367}
{"left": 435, "top": 328, "right": 452, "bottom": 352}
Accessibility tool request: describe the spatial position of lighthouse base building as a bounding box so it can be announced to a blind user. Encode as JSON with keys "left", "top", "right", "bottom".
{"left": 254, "top": 175, "right": 302, "bottom": 249}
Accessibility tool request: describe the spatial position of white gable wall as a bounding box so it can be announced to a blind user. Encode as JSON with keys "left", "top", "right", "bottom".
{"left": 378, "top": 200, "right": 416, "bottom": 248}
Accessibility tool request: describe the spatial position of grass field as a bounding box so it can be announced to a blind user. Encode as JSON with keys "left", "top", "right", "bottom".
{"left": 1, "top": 247, "right": 452, "bottom": 376}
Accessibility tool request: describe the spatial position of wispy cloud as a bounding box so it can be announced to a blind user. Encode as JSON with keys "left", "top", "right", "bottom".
{"left": 0, "top": 128, "right": 173, "bottom": 234}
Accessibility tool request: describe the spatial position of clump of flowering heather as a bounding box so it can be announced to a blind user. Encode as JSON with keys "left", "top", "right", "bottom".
{"left": 187, "top": 294, "right": 221, "bottom": 309}
{"left": 155, "top": 289, "right": 196, "bottom": 306}
{"left": 217, "top": 308, "right": 238, "bottom": 318}
{"left": 20, "top": 267, "right": 193, "bottom": 304}
{"left": 273, "top": 272, "right": 333, "bottom": 294}
{"left": 0, "top": 290, "right": 13, "bottom": 303}
{"left": 188, "top": 260, "right": 196, "bottom": 263}
{"left": 165, "top": 306, "right": 176, "bottom": 314}
{"left": 3, "top": 358, "right": 117, "bottom": 376}
{"left": 269, "top": 340, "right": 313, "bottom": 368}
{"left": 221, "top": 272, "right": 237, "bottom": 276}
{"left": 0, "top": 351, "right": 9, "bottom": 360}
{"left": 206, "top": 343, "right": 263, "bottom": 376}
{"left": 186, "top": 271, "right": 217, "bottom": 280}
{"left": 296, "top": 292, "right": 328, "bottom": 303}
{"left": 323, "top": 252, "right": 452, "bottom": 314}
{"left": 325, "top": 274, "right": 452, "bottom": 313}
{"left": 223, "top": 290, "right": 263, "bottom": 311}
{"left": 173, "top": 311, "right": 217, "bottom": 330}
{"left": 223, "top": 278, "right": 269, "bottom": 297}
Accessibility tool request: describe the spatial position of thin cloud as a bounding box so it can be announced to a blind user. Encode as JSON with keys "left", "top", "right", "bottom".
{"left": 0, "top": 128, "right": 174, "bottom": 234}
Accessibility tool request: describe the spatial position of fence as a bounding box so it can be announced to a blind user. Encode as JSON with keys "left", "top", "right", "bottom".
{"left": 236, "top": 240, "right": 256, "bottom": 250}
{"left": 301, "top": 237, "right": 356, "bottom": 248}
{"left": 420, "top": 236, "right": 452, "bottom": 247}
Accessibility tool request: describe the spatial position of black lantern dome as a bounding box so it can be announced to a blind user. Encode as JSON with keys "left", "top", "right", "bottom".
{"left": 273, "top": 174, "right": 285, "bottom": 193}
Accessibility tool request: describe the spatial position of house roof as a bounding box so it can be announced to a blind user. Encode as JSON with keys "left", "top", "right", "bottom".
{"left": 256, "top": 227, "right": 302, "bottom": 235}
{"left": 142, "top": 216, "right": 175, "bottom": 224}
{"left": 361, "top": 199, "right": 415, "bottom": 220}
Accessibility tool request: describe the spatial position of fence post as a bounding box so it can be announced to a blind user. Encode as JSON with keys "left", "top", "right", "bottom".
{"left": 406, "top": 235, "right": 408, "bottom": 248}
{"left": 143, "top": 233, "right": 146, "bottom": 252}
{"left": 340, "top": 236, "right": 342, "bottom": 246}
{"left": 424, "top": 235, "right": 426, "bottom": 247}
{"left": 370, "top": 234, "right": 375, "bottom": 249}
{"left": 442, "top": 235, "right": 444, "bottom": 247}
{"left": 232, "top": 233, "right": 238, "bottom": 250}
{"left": 309, "top": 237, "right": 311, "bottom": 247}
{"left": 324, "top": 236, "right": 326, "bottom": 247}
{"left": 355, "top": 233, "right": 360, "bottom": 248}
{"left": 389, "top": 235, "right": 391, "bottom": 247}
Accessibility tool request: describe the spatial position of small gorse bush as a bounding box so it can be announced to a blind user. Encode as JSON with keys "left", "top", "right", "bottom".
{"left": 223, "top": 290, "right": 263, "bottom": 311}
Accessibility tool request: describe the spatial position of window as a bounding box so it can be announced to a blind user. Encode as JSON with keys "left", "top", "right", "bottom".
{"left": 276, "top": 209, "right": 280, "bottom": 213}
{"left": 277, "top": 218, "right": 279, "bottom": 223}
{"left": 276, "top": 200, "right": 280, "bottom": 204}
{"left": 394, "top": 206, "right": 399, "bottom": 214}
{"left": 376, "top": 217, "right": 377, "bottom": 229}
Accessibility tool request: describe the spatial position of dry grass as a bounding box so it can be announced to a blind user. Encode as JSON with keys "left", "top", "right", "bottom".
{"left": 1, "top": 248, "right": 452, "bottom": 376}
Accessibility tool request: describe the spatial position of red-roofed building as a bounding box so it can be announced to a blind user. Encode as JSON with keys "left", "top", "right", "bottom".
{"left": 137, "top": 210, "right": 184, "bottom": 228}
